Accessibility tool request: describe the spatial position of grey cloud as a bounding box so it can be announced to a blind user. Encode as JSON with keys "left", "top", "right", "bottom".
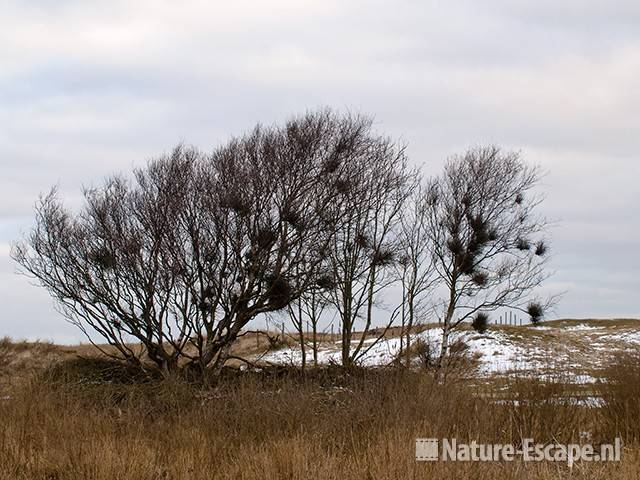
{"left": 0, "top": 0, "right": 638, "bottom": 340}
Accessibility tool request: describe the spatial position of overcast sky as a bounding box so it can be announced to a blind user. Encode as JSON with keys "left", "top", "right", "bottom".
{"left": 1, "top": 0, "right": 639, "bottom": 342}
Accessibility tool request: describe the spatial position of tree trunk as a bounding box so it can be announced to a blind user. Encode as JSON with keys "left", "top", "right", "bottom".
{"left": 300, "top": 301, "right": 306, "bottom": 371}
{"left": 405, "top": 291, "right": 414, "bottom": 368}
{"left": 341, "top": 287, "right": 353, "bottom": 367}
{"left": 312, "top": 321, "right": 318, "bottom": 367}
{"left": 210, "top": 341, "right": 233, "bottom": 377}
{"left": 160, "top": 355, "right": 179, "bottom": 378}
{"left": 399, "top": 279, "right": 406, "bottom": 363}
{"left": 196, "top": 313, "right": 242, "bottom": 376}
{"left": 437, "top": 302, "right": 455, "bottom": 371}
{"left": 437, "top": 281, "right": 457, "bottom": 374}
{"left": 298, "top": 327, "right": 307, "bottom": 372}
{"left": 341, "top": 323, "right": 352, "bottom": 367}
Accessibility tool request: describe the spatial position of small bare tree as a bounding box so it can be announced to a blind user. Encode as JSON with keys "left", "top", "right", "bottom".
{"left": 424, "top": 146, "right": 554, "bottom": 368}
{"left": 396, "top": 184, "right": 438, "bottom": 366}
{"left": 287, "top": 278, "right": 331, "bottom": 370}
{"left": 302, "top": 286, "right": 330, "bottom": 366}
{"left": 326, "top": 134, "right": 417, "bottom": 367}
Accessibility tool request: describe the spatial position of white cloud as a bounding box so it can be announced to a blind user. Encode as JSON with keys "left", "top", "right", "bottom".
{"left": 0, "top": 0, "right": 639, "bottom": 339}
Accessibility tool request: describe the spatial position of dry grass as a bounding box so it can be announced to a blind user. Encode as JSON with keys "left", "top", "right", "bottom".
{"left": 0, "top": 337, "right": 75, "bottom": 389}
{"left": 596, "top": 352, "right": 640, "bottom": 442}
{"left": 0, "top": 338, "right": 639, "bottom": 479}
{"left": 542, "top": 319, "right": 640, "bottom": 329}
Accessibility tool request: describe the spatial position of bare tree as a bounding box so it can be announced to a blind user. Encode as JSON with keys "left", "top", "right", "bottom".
{"left": 396, "top": 184, "right": 438, "bottom": 366}
{"left": 287, "top": 278, "right": 331, "bottom": 370}
{"left": 12, "top": 148, "right": 201, "bottom": 374}
{"left": 326, "top": 135, "right": 417, "bottom": 367}
{"left": 287, "top": 294, "right": 309, "bottom": 371}
{"left": 13, "top": 110, "right": 381, "bottom": 375}
{"left": 302, "top": 287, "right": 329, "bottom": 366}
{"left": 188, "top": 111, "right": 391, "bottom": 374}
{"left": 424, "top": 146, "right": 554, "bottom": 369}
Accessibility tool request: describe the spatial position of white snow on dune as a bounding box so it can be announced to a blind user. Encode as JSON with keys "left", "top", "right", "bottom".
{"left": 562, "top": 324, "right": 601, "bottom": 332}
{"left": 599, "top": 330, "right": 640, "bottom": 346}
{"left": 262, "top": 322, "right": 640, "bottom": 380}
{"left": 264, "top": 327, "right": 547, "bottom": 374}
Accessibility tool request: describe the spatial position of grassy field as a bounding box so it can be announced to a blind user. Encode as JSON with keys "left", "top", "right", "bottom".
{"left": 1, "top": 323, "right": 640, "bottom": 479}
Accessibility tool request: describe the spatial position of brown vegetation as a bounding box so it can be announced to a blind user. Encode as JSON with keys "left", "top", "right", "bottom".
{"left": 0, "top": 339, "right": 639, "bottom": 479}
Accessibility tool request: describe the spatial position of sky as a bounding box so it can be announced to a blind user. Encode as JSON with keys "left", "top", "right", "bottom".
{"left": 1, "top": 0, "right": 639, "bottom": 343}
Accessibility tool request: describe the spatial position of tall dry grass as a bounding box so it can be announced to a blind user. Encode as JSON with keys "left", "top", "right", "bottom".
{"left": 0, "top": 341, "right": 638, "bottom": 479}
{"left": 596, "top": 351, "right": 640, "bottom": 442}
